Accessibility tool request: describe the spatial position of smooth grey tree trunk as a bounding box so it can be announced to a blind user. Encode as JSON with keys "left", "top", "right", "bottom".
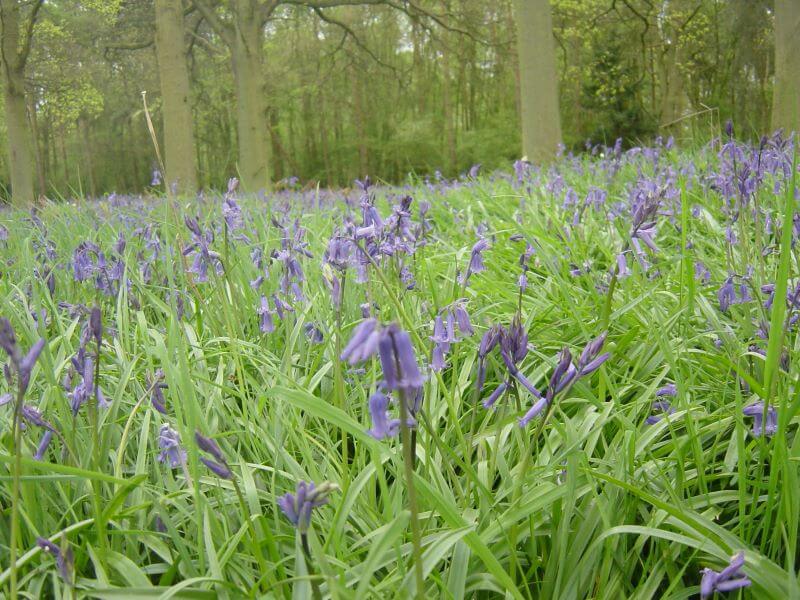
{"left": 0, "top": 0, "right": 35, "bottom": 205}
{"left": 155, "top": 0, "right": 198, "bottom": 195}
{"left": 232, "top": 1, "right": 271, "bottom": 191}
{"left": 512, "top": 0, "right": 562, "bottom": 163}
{"left": 772, "top": 0, "right": 800, "bottom": 133}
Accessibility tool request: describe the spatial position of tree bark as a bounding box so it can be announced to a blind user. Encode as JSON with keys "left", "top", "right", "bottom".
{"left": 231, "top": 2, "right": 271, "bottom": 191}
{"left": 155, "top": 0, "right": 198, "bottom": 195}
{"left": 0, "top": 0, "right": 37, "bottom": 205}
{"left": 512, "top": 0, "right": 562, "bottom": 163}
{"left": 772, "top": 0, "right": 800, "bottom": 133}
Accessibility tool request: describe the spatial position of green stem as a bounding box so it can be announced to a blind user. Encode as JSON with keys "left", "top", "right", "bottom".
{"left": 9, "top": 379, "right": 24, "bottom": 599}
{"left": 398, "top": 388, "right": 425, "bottom": 599}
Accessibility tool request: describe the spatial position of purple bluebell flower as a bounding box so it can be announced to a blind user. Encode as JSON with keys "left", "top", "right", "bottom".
{"left": 430, "top": 315, "right": 452, "bottom": 372}
{"left": 278, "top": 480, "right": 337, "bottom": 534}
{"left": 340, "top": 318, "right": 381, "bottom": 364}
{"left": 37, "top": 537, "right": 74, "bottom": 583}
{"left": 645, "top": 400, "right": 675, "bottom": 424}
{"left": 195, "top": 431, "right": 233, "bottom": 479}
{"left": 576, "top": 333, "right": 610, "bottom": 376}
{"left": 718, "top": 277, "right": 736, "bottom": 312}
{"left": 183, "top": 216, "right": 224, "bottom": 283}
{"left": 378, "top": 324, "right": 425, "bottom": 394}
{"left": 482, "top": 381, "right": 508, "bottom": 409}
{"left": 700, "top": 552, "right": 750, "bottom": 599}
{"left": 257, "top": 296, "right": 276, "bottom": 334}
{"left": 742, "top": 401, "right": 777, "bottom": 437}
{"left": 304, "top": 322, "right": 324, "bottom": 344}
{"left": 459, "top": 238, "right": 489, "bottom": 285}
{"left": 656, "top": 383, "right": 677, "bottom": 397}
{"left": 616, "top": 252, "right": 631, "bottom": 278}
{"left": 222, "top": 178, "right": 244, "bottom": 231}
{"left": 147, "top": 370, "right": 168, "bottom": 414}
{"left": 477, "top": 325, "right": 501, "bottom": 393}
{"left": 158, "top": 424, "right": 186, "bottom": 468}
{"left": 519, "top": 334, "right": 609, "bottom": 427}
{"left": 0, "top": 319, "right": 46, "bottom": 395}
{"left": 360, "top": 302, "right": 372, "bottom": 318}
{"left": 453, "top": 303, "right": 473, "bottom": 336}
{"left": 695, "top": 262, "right": 711, "bottom": 284}
{"left": 34, "top": 430, "right": 54, "bottom": 460}
{"left": 366, "top": 389, "right": 404, "bottom": 439}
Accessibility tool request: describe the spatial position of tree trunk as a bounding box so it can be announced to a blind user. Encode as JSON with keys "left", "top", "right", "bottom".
{"left": 513, "top": 0, "right": 562, "bottom": 163}
{"left": 79, "top": 116, "right": 97, "bottom": 198}
{"left": 26, "top": 91, "right": 46, "bottom": 196}
{"left": 231, "top": 5, "right": 271, "bottom": 191}
{"left": 0, "top": 0, "right": 35, "bottom": 205}
{"left": 155, "top": 0, "right": 198, "bottom": 195}
{"left": 772, "top": 0, "right": 800, "bottom": 133}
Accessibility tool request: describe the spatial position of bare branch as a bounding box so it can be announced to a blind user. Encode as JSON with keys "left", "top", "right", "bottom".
{"left": 17, "top": 0, "right": 43, "bottom": 67}
{"left": 310, "top": 6, "right": 399, "bottom": 73}
{"left": 105, "top": 39, "right": 154, "bottom": 52}
{"left": 192, "top": 0, "right": 234, "bottom": 46}
{"left": 279, "top": 0, "right": 485, "bottom": 44}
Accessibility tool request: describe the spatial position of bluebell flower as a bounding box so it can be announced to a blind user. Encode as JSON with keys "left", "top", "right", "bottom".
{"left": 519, "top": 334, "right": 609, "bottom": 427}
{"left": 148, "top": 370, "right": 168, "bottom": 414}
{"left": 278, "top": 480, "right": 337, "bottom": 534}
{"left": 366, "top": 389, "right": 402, "bottom": 439}
{"left": 718, "top": 277, "right": 737, "bottom": 312}
{"left": 645, "top": 400, "right": 675, "bottom": 424}
{"left": 459, "top": 238, "right": 489, "bottom": 285}
{"left": 34, "top": 430, "right": 54, "bottom": 461}
{"left": 341, "top": 318, "right": 381, "bottom": 364}
{"left": 378, "top": 324, "right": 424, "bottom": 393}
{"left": 195, "top": 431, "right": 233, "bottom": 479}
{"left": 742, "top": 401, "right": 777, "bottom": 437}
{"left": 257, "top": 296, "right": 276, "bottom": 334}
{"left": 700, "top": 552, "right": 750, "bottom": 599}
{"left": 656, "top": 383, "right": 677, "bottom": 397}
{"left": 37, "top": 537, "right": 74, "bottom": 583}
{"left": 158, "top": 424, "right": 186, "bottom": 468}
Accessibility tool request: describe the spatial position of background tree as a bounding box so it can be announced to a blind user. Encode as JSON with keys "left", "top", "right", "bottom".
{"left": 513, "top": 0, "right": 561, "bottom": 162}
{"left": 0, "top": 0, "right": 43, "bottom": 205}
{"left": 155, "top": 0, "right": 198, "bottom": 194}
{"left": 772, "top": 0, "right": 800, "bottom": 133}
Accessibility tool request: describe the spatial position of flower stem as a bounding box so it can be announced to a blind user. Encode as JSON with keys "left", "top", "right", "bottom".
{"left": 9, "top": 380, "right": 24, "bottom": 599}
{"left": 398, "top": 390, "right": 425, "bottom": 599}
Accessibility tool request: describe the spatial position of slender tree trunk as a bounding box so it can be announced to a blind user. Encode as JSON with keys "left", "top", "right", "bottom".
{"left": 441, "top": 13, "right": 457, "bottom": 175}
{"left": 512, "top": 0, "right": 562, "bottom": 163}
{"left": 155, "top": 0, "right": 198, "bottom": 195}
{"left": 772, "top": 0, "right": 800, "bottom": 133}
{"left": 320, "top": 90, "right": 332, "bottom": 185}
{"left": 0, "top": 0, "right": 35, "bottom": 205}
{"left": 80, "top": 116, "right": 97, "bottom": 198}
{"left": 351, "top": 65, "right": 368, "bottom": 178}
{"left": 231, "top": 6, "right": 271, "bottom": 191}
{"left": 268, "top": 105, "right": 283, "bottom": 181}
{"left": 26, "top": 92, "right": 46, "bottom": 196}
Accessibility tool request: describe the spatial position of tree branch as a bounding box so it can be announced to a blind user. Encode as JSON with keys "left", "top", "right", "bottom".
{"left": 105, "top": 39, "right": 154, "bottom": 51}
{"left": 279, "top": 0, "right": 485, "bottom": 44}
{"left": 310, "top": 6, "right": 399, "bottom": 73}
{"left": 17, "top": 0, "right": 43, "bottom": 67}
{"left": 192, "top": 0, "right": 234, "bottom": 46}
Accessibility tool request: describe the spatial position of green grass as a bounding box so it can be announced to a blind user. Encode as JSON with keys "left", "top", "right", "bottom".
{"left": 0, "top": 145, "right": 798, "bottom": 599}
